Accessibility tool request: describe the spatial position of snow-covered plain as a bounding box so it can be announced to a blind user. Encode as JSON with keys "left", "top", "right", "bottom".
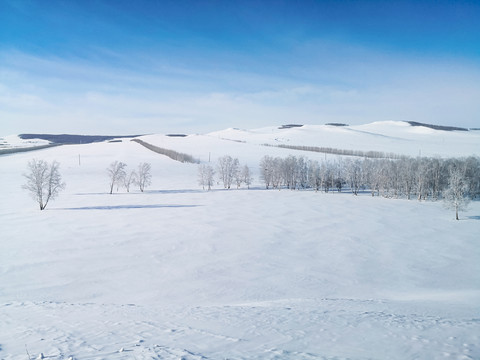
{"left": 1, "top": 122, "right": 479, "bottom": 359}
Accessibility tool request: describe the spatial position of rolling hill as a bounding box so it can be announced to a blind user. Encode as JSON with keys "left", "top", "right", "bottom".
{"left": 0, "top": 121, "right": 479, "bottom": 359}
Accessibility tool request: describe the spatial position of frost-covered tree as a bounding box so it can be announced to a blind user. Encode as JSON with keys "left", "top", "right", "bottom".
{"left": 234, "top": 166, "right": 243, "bottom": 189}
{"left": 137, "top": 162, "right": 152, "bottom": 192}
{"left": 22, "top": 159, "right": 65, "bottom": 210}
{"left": 198, "top": 164, "right": 207, "bottom": 190}
{"left": 345, "top": 158, "right": 362, "bottom": 195}
{"left": 333, "top": 159, "right": 344, "bottom": 192}
{"left": 319, "top": 161, "right": 334, "bottom": 193}
{"left": 464, "top": 156, "right": 480, "bottom": 199}
{"left": 241, "top": 165, "right": 253, "bottom": 189}
{"left": 414, "top": 158, "right": 430, "bottom": 201}
{"left": 297, "top": 156, "right": 309, "bottom": 189}
{"left": 362, "top": 159, "right": 377, "bottom": 196}
{"left": 271, "top": 157, "right": 284, "bottom": 189}
{"left": 123, "top": 170, "right": 137, "bottom": 192}
{"left": 397, "top": 158, "right": 415, "bottom": 200}
{"left": 260, "top": 155, "right": 274, "bottom": 189}
{"left": 198, "top": 164, "right": 215, "bottom": 190}
{"left": 282, "top": 155, "right": 298, "bottom": 189}
{"left": 308, "top": 160, "right": 321, "bottom": 191}
{"left": 217, "top": 155, "right": 239, "bottom": 189}
{"left": 443, "top": 166, "right": 470, "bottom": 220}
{"left": 107, "top": 161, "right": 127, "bottom": 194}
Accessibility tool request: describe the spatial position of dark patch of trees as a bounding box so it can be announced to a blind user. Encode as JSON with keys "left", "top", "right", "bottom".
{"left": 131, "top": 139, "right": 199, "bottom": 164}
{"left": 278, "top": 124, "right": 303, "bottom": 129}
{"left": 325, "top": 123, "right": 349, "bottom": 127}
{"left": 407, "top": 122, "right": 468, "bottom": 132}
{"left": 19, "top": 134, "right": 142, "bottom": 144}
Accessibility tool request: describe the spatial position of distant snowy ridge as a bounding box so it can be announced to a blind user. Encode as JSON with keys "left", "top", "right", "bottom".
{"left": 18, "top": 134, "right": 141, "bottom": 144}
{"left": 2, "top": 121, "right": 480, "bottom": 158}
{"left": 205, "top": 121, "right": 480, "bottom": 158}
{"left": 0, "top": 134, "right": 141, "bottom": 155}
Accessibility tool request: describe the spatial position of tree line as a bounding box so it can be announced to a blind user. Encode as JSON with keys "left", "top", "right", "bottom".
{"left": 198, "top": 155, "right": 253, "bottom": 191}
{"left": 259, "top": 154, "right": 478, "bottom": 220}
{"left": 22, "top": 153, "right": 479, "bottom": 220}
{"left": 132, "top": 139, "right": 199, "bottom": 164}
{"left": 263, "top": 143, "right": 405, "bottom": 160}
{"left": 200, "top": 154, "right": 479, "bottom": 220}
{"left": 258, "top": 155, "right": 479, "bottom": 199}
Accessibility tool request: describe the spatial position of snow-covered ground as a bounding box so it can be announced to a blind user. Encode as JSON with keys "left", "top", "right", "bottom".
{"left": 1, "top": 122, "right": 479, "bottom": 359}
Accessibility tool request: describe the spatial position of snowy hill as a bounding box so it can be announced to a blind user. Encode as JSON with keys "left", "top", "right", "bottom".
{"left": 3, "top": 121, "right": 480, "bottom": 158}
{"left": 0, "top": 121, "right": 479, "bottom": 359}
{"left": 202, "top": 121, "right": 480, "bottom": 158}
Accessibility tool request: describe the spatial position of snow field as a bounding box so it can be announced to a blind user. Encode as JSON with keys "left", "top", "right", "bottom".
{"left": 1, "top": 128, "right": 480, "bottom": 359}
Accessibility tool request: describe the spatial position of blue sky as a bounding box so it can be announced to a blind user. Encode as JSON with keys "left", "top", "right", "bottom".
{"left": 1, "top": 0, "right": 479, "bottom": 134}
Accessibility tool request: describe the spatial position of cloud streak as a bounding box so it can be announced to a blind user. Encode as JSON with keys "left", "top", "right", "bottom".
{"left": 1, "top": 45, "right": 479, "bottom": 135}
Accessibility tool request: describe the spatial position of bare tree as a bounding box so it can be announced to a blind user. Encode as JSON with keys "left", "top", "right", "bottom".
{"left": 198, "top": 164, "right": 215, "bottom": 190}
{"left": 217, "top": 155, "right": 239, "bottom": 189}
{"left": 282, "top": 155, "right": 297, "bottom": 189}
{"left": 297, "top": 156, "right": 309, "bottom": 189}
{"left": 260, "top": 155, "right": 274, "bottom": 189}
{"left": 241, "top": 165, "right": 253, "bottom": 189}
{"left": 22, "top": 159, "right": 66, "bottom": 210}
{"left": 137, "top": 162, "right": 152, "bottom": 192}
{"left": 464, "top": 156, "right": 480, "bottom": 199}
{"left": 308, "top": 160, "right": 321, "bottom": 192}
{"left": 333, "top": 159, "right": 344, "bottom": 192}
{"left": 234, "top": 167, "right": 243, "bottom": 189}
{"left": 345, "top": 158, "right": 362, "bottom": 195}
{"left": 198, "top": 164, "right": 207, "bottom": 190}
{"left": 443, "top": 166, "right": 470, "bottom": 220}
{"left": 124, "top": 170, "right": 137, "bottom": 192}
{"left": 271, "top": 157, "right": 284, "bottom": 189}
{"left": 107, "top": 161, "right": 127, "bottom": 194}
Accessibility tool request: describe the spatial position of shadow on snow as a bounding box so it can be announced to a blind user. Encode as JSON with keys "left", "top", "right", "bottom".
{"left": 467, "top": 215, "right": 480, "bottom": 220}
{"left": 57, "top": 204, "right": 201, "bottom": 210}
{"left": 74, "top": 189, "right": 204, "bottom": 196}
{"left": 144, "top": 189, "right": 204, "bottom": 195}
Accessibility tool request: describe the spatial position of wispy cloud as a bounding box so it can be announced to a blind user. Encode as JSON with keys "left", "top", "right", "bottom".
{"left": 1, "top": 46, "right": 479, "bottom": 135}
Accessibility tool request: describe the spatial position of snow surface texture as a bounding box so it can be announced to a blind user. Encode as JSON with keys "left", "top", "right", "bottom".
{"left": 1, "top": 122, "right": 479, "bottom": 359}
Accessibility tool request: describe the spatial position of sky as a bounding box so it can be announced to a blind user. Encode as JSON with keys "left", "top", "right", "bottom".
{"left": 1, "top": 0, "right": 480, "bottom": 135}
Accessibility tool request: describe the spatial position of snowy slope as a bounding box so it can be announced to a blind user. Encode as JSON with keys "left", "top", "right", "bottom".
{"left": 203, "top": 121, "right": 480, "bottom": 158}
{"left": 0, "top": 126, "right": 479, "bottom": 359}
